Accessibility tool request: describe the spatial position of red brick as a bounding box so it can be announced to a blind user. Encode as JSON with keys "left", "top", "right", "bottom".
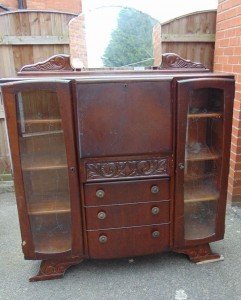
{"left": 223, "top": 47, "right": 234, "bottom": 55}
{"left": 223, "top": 64, "right": 234, "bottom": 72}
{"left": 231, "top": 135, "right": 241, "bottom": 148}
{"left": 221, "top": 0, "right": 241, "bottom": 11}
{"left": 233, "top": 65, "right": 241, "bottom": 73}
{"left": 0, "top": 0, "right": 18, "bottom": 9}
{"left": 232, "top": 117, "right": 241, "bottom": 128}
{"left": 229, "top": 37, "right": 240, "bottom": 46}
{"left": 228, "top": 55, "right": 239, "bottom": 64}
{"left": 235, "top": 91, "right": 241, "bottom": 100}
{"left": 235, "top": 27, "right": 241, "bottom": 35}
{"left": 219, "top": 38, "right": 230, "bottom": 47}
{"left": 233, "top": 109, "right": 241, "bottom": 120}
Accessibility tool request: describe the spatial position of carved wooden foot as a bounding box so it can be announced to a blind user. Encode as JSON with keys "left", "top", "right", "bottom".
{"left": 29, "top": 257, "right": 83, "bottom": 282}
{"left": 174, "top": 244, "right": 221, "bottom": 263}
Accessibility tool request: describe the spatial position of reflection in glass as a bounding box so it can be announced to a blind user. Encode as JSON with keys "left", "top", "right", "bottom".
{"left": 16, "top": 91, "right": 71, "bottom": 253}
{"left": 78, "top": 6, "right": 158, "bottom": 69}
{"left": 184, "top": 88, "right": 223, "bottom": 240}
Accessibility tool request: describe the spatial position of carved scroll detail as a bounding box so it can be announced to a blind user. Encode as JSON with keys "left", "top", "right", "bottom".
{"left": 29, "top": 258, "right": 83, "bottom": 282}
{"left": 86, "top": 158, "right": 169, "bottom": 181}
{"left": 20, "top": 54, "right": 73, "bottom": 72}
{"left": 160, "top": 53, "right": 207, "bottom": 69}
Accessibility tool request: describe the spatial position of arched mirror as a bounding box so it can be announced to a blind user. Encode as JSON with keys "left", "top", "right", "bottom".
{"left": 69, "top": 6, "right": 160, "bottom": 70}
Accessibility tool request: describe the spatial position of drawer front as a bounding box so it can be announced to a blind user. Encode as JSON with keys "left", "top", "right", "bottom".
{"left": 87, "top": 224, "right": 170, "bottom": 259}
{"left": 84, "top": 178, "right": 170, "bottom": 206}
{"left": 85, "top": 200, "right": 170, "bottom": 230}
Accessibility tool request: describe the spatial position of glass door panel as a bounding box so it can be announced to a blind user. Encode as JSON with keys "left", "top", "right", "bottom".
{"left": 184, "top": 88, "right": 223, "bottom": 240}
{"left": 16, "top": 90, "right": 71, "bottom": 254}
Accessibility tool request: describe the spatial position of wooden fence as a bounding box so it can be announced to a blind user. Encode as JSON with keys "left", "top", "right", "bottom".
{"left": 153, "top": 10, "right": 217, "bottom": 70}
{"left": 0, "top": 10, "right": 76, "bottom": 180}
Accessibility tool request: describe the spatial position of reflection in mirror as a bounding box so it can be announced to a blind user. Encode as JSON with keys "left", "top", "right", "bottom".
{"left": 69, "top": 6, "right": 159, "bottom": 70}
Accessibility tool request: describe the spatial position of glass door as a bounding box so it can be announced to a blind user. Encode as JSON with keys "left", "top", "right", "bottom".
{"left": 175, "top": 78, "right": 234, "bottom": 247}
{"left": 2, "top": 81, "right": 82, "bottom": 259}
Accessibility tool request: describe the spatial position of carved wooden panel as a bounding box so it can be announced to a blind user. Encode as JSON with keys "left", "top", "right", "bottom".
{"left": 19, "top": 54, "right": 73, "bottom": 72}
{"left": 85, "top": 157, "right": 170, "bottom": 181}
{"left": 160, "top": 53, "right": 207, "bottom": 70}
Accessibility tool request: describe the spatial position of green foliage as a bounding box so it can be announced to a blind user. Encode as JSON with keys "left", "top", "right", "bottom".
{"left": 102, "top": 8, "right": 157, "bottom": 67}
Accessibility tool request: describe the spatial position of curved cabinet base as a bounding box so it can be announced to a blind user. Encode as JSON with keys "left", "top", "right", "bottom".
{"left": 174, "top": 244, "right": 220, "bottom": 263}
{"left": 29, "top": 257, "right": 83, "bottom": 282}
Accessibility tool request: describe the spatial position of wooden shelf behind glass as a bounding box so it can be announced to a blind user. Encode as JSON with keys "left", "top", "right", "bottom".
{"left": 186, "top": 146, "right": 220, "bottom": 161}
{"left": 33, "top": 232, "right": 71, "bottom": 254}
{"left": 21, "top": 154, "right": 67, "bottom": 171}
{"left": 188, "top": 112, "right": 223, "bottom": 119}
{"left": 28, "top": 196, "right": 70, "bottom": 215}
{"left": 184, "top": 181, "right": 219, "bottom": 203}
{"left": 19, "top": 118, "right": 62, "bottom": 125}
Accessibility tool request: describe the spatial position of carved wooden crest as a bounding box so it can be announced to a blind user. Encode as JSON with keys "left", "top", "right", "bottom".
{"left": 160, "top": 53, "right": 207, "bottom": 69}
{"left": 19, "top": 54, "right": 73, "bottom": 72}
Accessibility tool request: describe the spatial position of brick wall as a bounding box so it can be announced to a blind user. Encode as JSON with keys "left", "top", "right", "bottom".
{"left": 214, "top": 0, "right": 241, "bottom": 206}
{"left": 153, "top": 23, "right": 162, "bottom": 66}
{"left": 69, "top": 13, "right": 88, "bottom": 67}
{"left": 0, "top": 0, "right": 82, "bottom": 13}
{"left": 0, "top": 0, "right": 18, "bottom": 10}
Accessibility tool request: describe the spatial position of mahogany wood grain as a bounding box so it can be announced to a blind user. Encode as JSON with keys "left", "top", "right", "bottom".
{"left": 1, "top": 80, "right": 84, "bottom": 259}
{"left": 0, "top": 57, "right": 235, "bottom": 281}
{"left": 87, "top": 224, "right": 170, "bottom": 259}
{"left": 84, "top": 178, "right": 170, "bottom": 206}
{"left": 85, "top": 200, "right": 170, "bottom": 230}
{"left": 76, "top": 81, "right": 173, "bottom": 158}
{"left": 174, "top": 78, "right": 235, "bottom": 247}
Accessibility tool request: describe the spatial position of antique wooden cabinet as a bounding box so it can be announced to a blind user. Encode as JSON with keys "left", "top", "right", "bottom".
{"left": 0, "top": 54, "right": 235, "bottom": 281}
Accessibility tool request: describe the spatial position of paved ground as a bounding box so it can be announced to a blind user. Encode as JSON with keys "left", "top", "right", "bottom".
{"left": 0, "top": 192, "right": 241, "bottom": 300}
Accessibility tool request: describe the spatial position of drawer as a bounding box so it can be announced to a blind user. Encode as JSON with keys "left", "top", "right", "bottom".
{"left": 87, "top": 224, "right": 170, "bottom": 259}
{"left": 85, "top": 200, "right": 170, "bottom": 230}
{"left": 84, "top": 178, "right": 170, "bottom": 206}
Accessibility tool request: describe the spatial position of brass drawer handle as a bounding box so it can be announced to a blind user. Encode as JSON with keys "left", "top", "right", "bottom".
{"left": 151, "top": 185, "right": 159, "bottom": 194}
{"left": 151, "top": 207, "right": 160, "bottom": 215}
{"left": 152, "top": 231, "right": 160, "bottom": 238}
{"left": 97, "top": 211, "right": 107, "bottom": 220}
{"left": 99, "top": 235, "right": 107, "bottom": 243}
{"left": 96, "top": 189, "right": 105, "bottom": 198}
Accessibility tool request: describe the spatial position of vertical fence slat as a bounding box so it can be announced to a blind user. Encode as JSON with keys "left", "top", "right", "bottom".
{"left": 153, "top": 10, "right": 216, "bottom": 70}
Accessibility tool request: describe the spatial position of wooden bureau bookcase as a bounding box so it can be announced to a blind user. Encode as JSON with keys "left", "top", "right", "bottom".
{"left": 1, "top": 54, "right": 235, "bottom": 281}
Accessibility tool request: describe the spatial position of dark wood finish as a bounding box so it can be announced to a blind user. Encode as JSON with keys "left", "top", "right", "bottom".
{"left": 85, "top": 200, "right": 170, "bottom": 230}
{"left": 84, "top": 157, "right": 171, "bottom": 182}
{"left": 174, "top": 244, "right": 220, "bottom": 263}
{"left": 2, "top": 80, "right": 84, "bottom": 260}
{"left": 174, "top": 78, "right": 235, "bottom": 247}
{"left": 29, "top": 257, "right": 83, "bottom": 282}
{"left": 87, "top": 224, "right": 170, "bottom": 259}
{"left": 84, "top": 178, "right": 170, "bottom": 206}
{"left": 20, "top": 54, "right": 73, "bottom": 73}
{"left": 76, "top": 81, "right": 172, "bottom": 158}
{"left": 160, "top": 53, "right": 208, "bottom": 70}
{"left": 2, "top": 84, "right": 35, "bottom": 259}
{"left": 1, "top": 53, "right": 235, "bottom": 281}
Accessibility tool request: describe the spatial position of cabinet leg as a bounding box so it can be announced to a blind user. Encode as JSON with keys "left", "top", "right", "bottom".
{"left": 29, "top": 257, "right": 83, "bottom": 282}
{"left": 174, "top": 244, "right": 221, "bottom": 263}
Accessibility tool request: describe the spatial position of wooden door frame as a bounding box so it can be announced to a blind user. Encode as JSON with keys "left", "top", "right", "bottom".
{"left": 174, "top": 77, "right": 235, "bottom": 248}
{"left": 2, "top": 80, "right": 83, "bottom": 259}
